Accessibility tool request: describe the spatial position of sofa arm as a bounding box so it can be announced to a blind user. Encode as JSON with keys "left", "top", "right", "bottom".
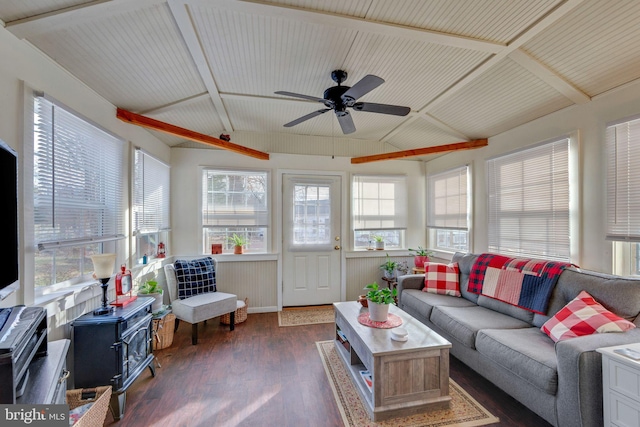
{"left": 555, "top": 328, "right": 640, "bottom": 427}
{"left": 397, "top": 274, "right": 424, "bottom": 306}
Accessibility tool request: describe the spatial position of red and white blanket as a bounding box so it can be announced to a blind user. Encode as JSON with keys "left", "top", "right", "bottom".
{"left": 468, "top": 253, "right": 575, "bottom": 314}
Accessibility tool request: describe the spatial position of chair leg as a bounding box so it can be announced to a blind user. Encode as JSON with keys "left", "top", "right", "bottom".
{"left": 174, "top": 319, "right": 180, "bottom": 332}
{"left": 230, "top": 312, "right": 235, "bottom": 331}
{"left": 192, "top": 323, "right": 198, "bottom": 345}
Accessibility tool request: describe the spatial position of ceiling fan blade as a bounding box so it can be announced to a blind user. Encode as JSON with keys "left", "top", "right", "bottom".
{"left": 283, "top": 109, "right": 331, "bottom": 127}
{"left": 337, "top": 112, "right": 356, "bottom": 134}
{"left": 353, "top": 102, "right": 411, "bottom": 116}
{"left": 275, "top": 91, "right": 328, "bottom": 104}
{"left": 341, "top": 75, "right": 384, "bottom": 102}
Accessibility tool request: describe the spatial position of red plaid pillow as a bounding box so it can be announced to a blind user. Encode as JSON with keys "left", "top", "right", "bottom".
{"left": 541, "top": 290, "right": 636, "bottom": 342}
{"left": 422, "top": 262, "right": 460, "bottom": 297}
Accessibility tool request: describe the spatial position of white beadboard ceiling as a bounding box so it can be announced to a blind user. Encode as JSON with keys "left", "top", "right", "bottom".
{"left": 3, "top": 0, "right": 640, "bottom": 161}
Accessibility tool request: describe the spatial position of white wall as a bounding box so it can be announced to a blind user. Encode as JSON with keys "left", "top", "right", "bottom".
{"left": 170, "top": 148, "right": 426, "bottom": 255}
{"left": 425, "top": 78, "right": 640, "bottom": 273}
{"left": 0, "top": 26, "right": 169, "bottom": 311}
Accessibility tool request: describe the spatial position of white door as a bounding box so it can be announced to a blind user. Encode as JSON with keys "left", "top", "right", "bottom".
{"left": 282, "top": 174, "right": 342, "bottom": 306}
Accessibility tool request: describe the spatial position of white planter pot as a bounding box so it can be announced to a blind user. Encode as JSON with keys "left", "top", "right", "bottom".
{"left": 368, "top": 301, "right": 390, "bottom": 322}
{"left": 375, "top": 241, "right": 385, "bottom": 250}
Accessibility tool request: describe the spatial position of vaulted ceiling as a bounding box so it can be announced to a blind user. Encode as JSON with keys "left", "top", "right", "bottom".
{"left": 2, "top": 0, "right": 640, "bottom": 161}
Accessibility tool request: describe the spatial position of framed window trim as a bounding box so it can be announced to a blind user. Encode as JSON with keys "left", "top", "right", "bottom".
{"left": 31, "top": 91, "right": 126, "bottom": 290}
{"left": 133, "top": 148, "right": 171, "bottom": 264}
{"left": 201, "top": 167, "right": 271, "bottom": 254}
{"left": 427, "top": 165, "right": 471, "bottom": 253}
{"left": 352, "top": 174, "right": 408, "bottom": 250}
{"left": 485, "top": 134, "right": 579, "bottom": 262}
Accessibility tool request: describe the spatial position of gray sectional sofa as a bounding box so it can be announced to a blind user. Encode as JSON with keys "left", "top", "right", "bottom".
{"left": 397, "top": 252, "right": 640, "bottom": 427}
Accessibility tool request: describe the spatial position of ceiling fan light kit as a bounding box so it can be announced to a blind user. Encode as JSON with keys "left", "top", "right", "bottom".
{"left": 276, "top": 70, "right": 411, "bottom": 134}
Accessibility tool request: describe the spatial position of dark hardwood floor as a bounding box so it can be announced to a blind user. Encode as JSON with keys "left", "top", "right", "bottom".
{"left": 106, "top": 312, "right": 552, "bottom": 427}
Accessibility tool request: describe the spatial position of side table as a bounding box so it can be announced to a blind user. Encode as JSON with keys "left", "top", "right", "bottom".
{"left": 597, "top": 344, "right": 640, "bottom": 427}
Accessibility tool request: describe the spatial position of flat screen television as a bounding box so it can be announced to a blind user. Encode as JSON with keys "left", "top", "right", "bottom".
{"left": 0, "top": 139, "right": 19, "bottom": 299}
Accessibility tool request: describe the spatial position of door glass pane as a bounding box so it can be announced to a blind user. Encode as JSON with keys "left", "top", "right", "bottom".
{"left": 293, "top": 184, "right": 331, "bottom": 245}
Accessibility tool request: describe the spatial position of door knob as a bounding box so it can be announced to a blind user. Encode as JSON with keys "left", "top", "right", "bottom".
{"left": 334, "top": 245, "right": 341, "bottom": 250}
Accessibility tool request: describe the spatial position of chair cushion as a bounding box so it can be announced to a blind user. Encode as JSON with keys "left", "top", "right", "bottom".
{"left": 172, "top": 292, "right": 237, "bottom": 324}
{"left": 174, "top": 257, "right": 217, "bottom": 299}
{"left": 423, "top": 262, "right": 461, "bottom": 297}
{"left": 541, "top": 290, "right": 636, "bottom": 342}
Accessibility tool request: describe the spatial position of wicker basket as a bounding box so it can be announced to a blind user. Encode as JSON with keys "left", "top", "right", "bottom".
{"left": 67, "top": 386, "right": 112, "bottom": 427}
{"left": 221, "top": 298, "right": 248, "bottom": 325}
{"left": 153, "top": 312, "right": 176, "bottom": 350}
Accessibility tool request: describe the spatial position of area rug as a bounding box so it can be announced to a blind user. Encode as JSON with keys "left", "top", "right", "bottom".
{"left": 316, "top": 340, "right": 500, "bottom": 427}
{"left": 278, "top": 306, "right": 334, "bottom": 326}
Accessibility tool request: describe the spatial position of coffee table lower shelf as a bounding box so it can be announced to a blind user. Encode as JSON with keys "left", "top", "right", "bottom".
{"left": 334, "top": 302, "right": 451, "bottom": 422}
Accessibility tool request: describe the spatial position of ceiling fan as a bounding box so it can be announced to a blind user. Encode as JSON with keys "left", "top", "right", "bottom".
{"left": 275, "top": 70, "right": 411, "bottom": 134}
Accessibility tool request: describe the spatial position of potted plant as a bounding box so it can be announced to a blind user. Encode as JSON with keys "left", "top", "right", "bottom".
{"left": 379, "top": 253, "right": 398, "bottom": 280}
{"left": 228, "top": 233, "right": 248, "bottom": 254}
{"left": 138, "top": 279, "right": 163, "bottom": 312}
{"left": 372, "top": 235, "right": 385, "bottom": 250}
{"left": 364, "top": 282, "right": 397, "bottom": 322}
{"left": 409, "top": 246, "right": 434, "bottom": 268}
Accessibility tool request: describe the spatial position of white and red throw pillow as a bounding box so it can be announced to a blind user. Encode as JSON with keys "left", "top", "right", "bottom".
{"left": 422, "top": 262, "right": 461, "bottom": 297}
{"left": 541, "top": 290, "right": 636, "bottom": 342}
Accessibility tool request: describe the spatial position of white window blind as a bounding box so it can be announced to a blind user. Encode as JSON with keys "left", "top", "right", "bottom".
{"left": 486, "top": 138, "right": 570, "bottom": 261}
{"left": 34, "top": 94, "right": 124, "bottom": 250}
{"left": 427, "top": 166, "right": 469, "bottom": 230}
{"left": 133, "top": 148, "right": 170, "bottom": 234}
{"left": 202, "top": 169, "right": 268, "bottom": 227}
{"left": 606, "top": 116, "right": 640, "bottom": 241}
{"left": 352, "top": 174, "right": 407, "bottom": 231}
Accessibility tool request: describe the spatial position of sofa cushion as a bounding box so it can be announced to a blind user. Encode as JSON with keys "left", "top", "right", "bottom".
{"left": 541, "top": 290, "right": 636, "bottom": 342}
{"left": 544, "top": 268, "right": 640, "bottom": 324}
{"left": 402, "top": 289, "right": 476, "bottom": 320}
{"left": 477, "top": 295, "right": 535, "bottom": 324}
{"left": 423, "top": 262, "right": 461, "bottom": 297}
{"left": 452, "top": 252, "right": 480, "bottom": 303}
{"left": 174, "top": 257, "right": 217, "bottom": 299}
{"left": 431, "top": 305, "right": 531, "bottom": 349}
{"left": 476, "top": 328, "right": 558, "bottom": 395}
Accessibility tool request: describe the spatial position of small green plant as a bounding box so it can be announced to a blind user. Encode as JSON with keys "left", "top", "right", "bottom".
{"left": 379, "top": 253, "right": 398, "bottom": 273}
{"left": 228, "top": 233, "right": 248, "bottom": 247}
{"left": 409, "top": 246, "right": 434, "bottom": 257}
{"left": 139, "top": 279, "right": 162, "bottom": 294}
{"left": 372, "top": 235, "right": 384, "bottom": 242}
{"left": 364, "top": 282, "right": 397, "bottom": 305}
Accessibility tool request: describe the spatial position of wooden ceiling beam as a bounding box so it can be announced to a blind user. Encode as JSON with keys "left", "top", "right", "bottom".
{"left": 351, "top": 139, "right": 487, "bottom": 164}
{"left": 116, "top": 108, "right": 270, "bottom": 160}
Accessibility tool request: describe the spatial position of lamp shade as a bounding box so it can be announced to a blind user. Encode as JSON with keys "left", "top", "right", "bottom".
{"left": 91, "top": 253, "right": 117, "bottom": 279}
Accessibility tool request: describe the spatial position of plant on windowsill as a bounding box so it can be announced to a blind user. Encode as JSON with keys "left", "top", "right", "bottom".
{"left": 379, "top": 253, "right": 398, "bottom": 280}
{"left": 372, "top": 234, "right": 385, "bottom": 250}
{"left": 228, "top": 234, "right": 248, "bottom": 254}
{"left": 138, "top": 279, "right": 164, "bottom": 313}
{"left": 409, "top": 246, "right": 435, "bottom": 268}
{"left": 364, "top": 281, "right": 397, "bottom": 322}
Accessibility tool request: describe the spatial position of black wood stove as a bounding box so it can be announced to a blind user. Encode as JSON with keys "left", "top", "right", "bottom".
{"left": 72, "top": 297, "right": 155, "bottom": 420}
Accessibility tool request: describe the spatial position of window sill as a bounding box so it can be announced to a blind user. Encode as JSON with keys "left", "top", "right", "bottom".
{"left": 35, "top": 280, "right": 102, "bottom": 308}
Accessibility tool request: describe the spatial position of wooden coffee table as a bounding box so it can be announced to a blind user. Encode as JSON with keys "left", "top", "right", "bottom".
{"left": 333, "top": 301, "right": 452, "bottom": 421}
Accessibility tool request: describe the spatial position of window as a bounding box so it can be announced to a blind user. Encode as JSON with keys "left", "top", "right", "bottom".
{"left": 427, "top": 166, "right": 469, "bottom": 252}
{"left": 486, "top": 137, "right": 570, "bottom": 261}
{"left": 133, "top": 149, "right": 170, "bottom": 264}
{"left": 33, "top": 94, "right": 124, "bottom": 287}
{"left": 202, "top": 169, "right": 269, "bottom": 253}
{"left": 352, "top": 174, "right": 407, "bottom": 250}
{"left": 607, "top": 115, "right": 640, "bottom": 275}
